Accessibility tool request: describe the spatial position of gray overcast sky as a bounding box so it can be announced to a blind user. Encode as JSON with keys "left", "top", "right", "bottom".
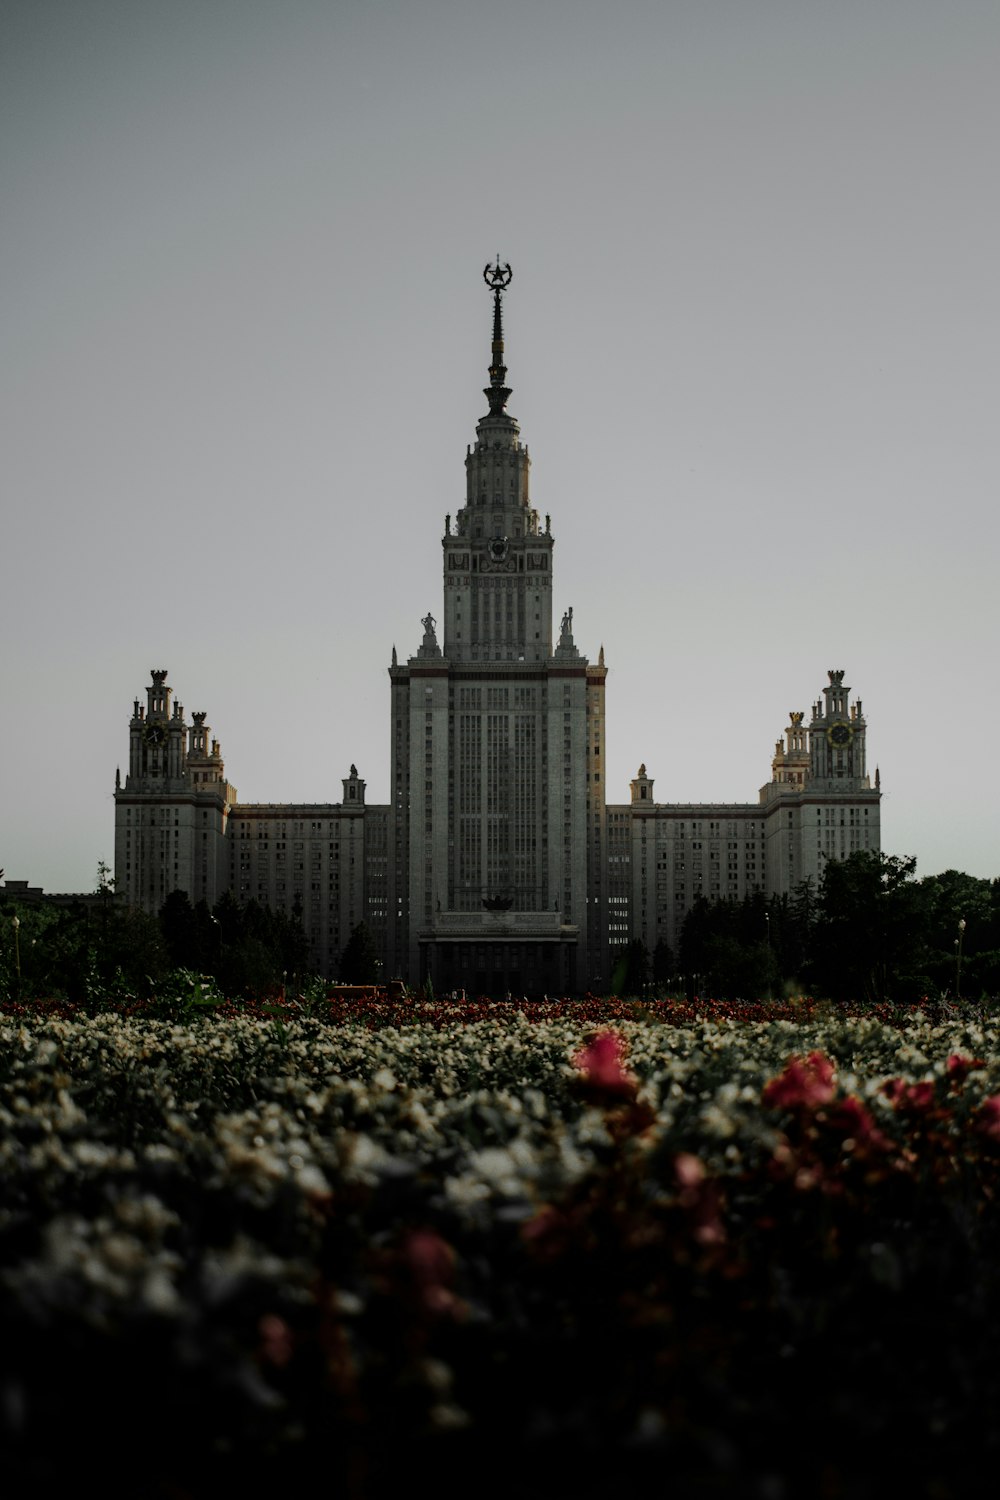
{"left": 2, "top": 0, "right": 998, "bottom": 893}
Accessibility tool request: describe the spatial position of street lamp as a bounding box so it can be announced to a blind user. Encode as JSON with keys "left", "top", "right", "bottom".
{"left": 956, "top": 917, "right": 967, "bottom": 1000}
{"left": 11, "top": 915, "right": 21, "bottom": 996}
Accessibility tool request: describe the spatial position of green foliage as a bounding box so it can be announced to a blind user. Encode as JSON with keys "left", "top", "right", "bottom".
{"left": 151, "top": 968, "right": 225, "bottom": 1014}
{"left": 611, "top": 938, "right": 650, "bottom": 998}
{"left": 158, "top": 890, "right": 311, "bottom": 997}
{"left": 340, "top": 921, "right": 380, "bottom": 984}
{"left": 651, "top": 938, "right": 675, "bottom": 987}
{"left": 704, "top": 934, "right": 778, "bottom": 1000}
{"left": 811, "top": 852, "right": 930, "bottom": 1003}
{"left": 0, "top": 895, "right": 167, "bottom": 1005}
{"left": 916, "top": 870, "right": 1000, "bottom": 998}
{"left": 0, "top": 883, "right": 314, "bottom": 1008}
{"left": 679, "top": 892, "right": 781, "bottom": 998}
{"left": 675, "top": 856, "right": 1000, "bottom": 1004}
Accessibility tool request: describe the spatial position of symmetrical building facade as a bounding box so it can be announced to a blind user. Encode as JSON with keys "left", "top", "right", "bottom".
{"left": 114, "top": 263, "right": 880, "bottom": 993}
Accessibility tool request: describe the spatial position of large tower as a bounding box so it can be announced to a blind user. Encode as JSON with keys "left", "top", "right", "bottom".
{"left": 387, "top": 261, "right": 607, "bottom": 994}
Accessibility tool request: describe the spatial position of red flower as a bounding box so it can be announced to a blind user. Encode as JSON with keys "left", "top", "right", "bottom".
{"left": 258, "top": 1314, "right": 294, "bottom": 1368}
{"left": 826, "top": 1094, "right": 890, "bottom": 1150}
{"left": 403, "top": 1229, "right": 459, "bottom": 1316}
{"left": 882, "top": 1078, "right": 936, "bottom": 1113}
{"left": 573, "top": 1030, "right": 637, "bottom": 1100}
{"left": 762, "top": 1051, "right": 836, "bottom": 1111}
{"left": 947, "top": 1053, "right": 987, "bottom": 1084}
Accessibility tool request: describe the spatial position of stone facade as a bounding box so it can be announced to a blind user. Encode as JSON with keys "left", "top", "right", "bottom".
{"left": 113, "top": 267, "right": 880, "bottom": 991}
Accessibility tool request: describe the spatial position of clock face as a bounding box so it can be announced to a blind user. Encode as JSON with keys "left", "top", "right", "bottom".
{"left": 827, "top": 721, "right": 852, "bottom": 747}
{"left": 144, "top": 722, "right": 166, "bottom": 746}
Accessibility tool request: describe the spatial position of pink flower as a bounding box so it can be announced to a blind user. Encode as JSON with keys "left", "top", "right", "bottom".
{"left": 762, "top": 1051, "right": 836, "bottom": 1111}
{"left": 674, "top": 1152, "right": 706, "bottom": 1188}
{"left": 573, "top": 1030, "right": 637, "bottom": 1099}
{"left": 672, "top": 1153, "right": 725, "bottom": 1244}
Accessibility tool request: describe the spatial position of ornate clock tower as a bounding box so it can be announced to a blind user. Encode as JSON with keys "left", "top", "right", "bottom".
{"left": 809, "top": 669, "right": 868, "bottom": 782}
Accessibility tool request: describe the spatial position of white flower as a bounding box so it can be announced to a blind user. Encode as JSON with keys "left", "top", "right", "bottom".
{"left": 141, "top": 1266, "right": 181, "bottom": 1314}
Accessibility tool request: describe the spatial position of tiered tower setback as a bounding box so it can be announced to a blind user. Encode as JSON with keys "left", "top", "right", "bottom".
{"left": 388, "top": 259, "right": 598, "bottom": 994}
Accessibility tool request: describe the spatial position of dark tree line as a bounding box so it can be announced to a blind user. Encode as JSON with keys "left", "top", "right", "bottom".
{"left": 674, "top": 853, "right": 1000, "bottom": 1002}
{"left": 0, "top": 891, "right": 165, "bottom": 1006}
{"left": 5, "top": 855, "right": 1000, "bottom": 1005}
{"left": 0, "top": 872, "right": 392, "bottom": 1004}
{"left": 0, "top": 878, "right": 312, "bottom": 1004}
{"left": 158, "top": 889, "right": 311, "bottom": 996}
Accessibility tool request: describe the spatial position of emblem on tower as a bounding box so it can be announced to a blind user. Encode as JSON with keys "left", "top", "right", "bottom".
{"left": 483, "top": 257, "right": 513, "bottom": 292}
{"left": 482, "top": 256, "right": 514, "bottom": 416}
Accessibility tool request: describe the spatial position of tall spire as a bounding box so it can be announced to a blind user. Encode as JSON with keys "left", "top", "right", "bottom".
{"left": 483, "top": 255, "right": 513, "bottom": 416}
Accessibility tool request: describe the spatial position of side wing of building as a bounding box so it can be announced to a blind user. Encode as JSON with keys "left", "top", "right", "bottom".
{"left": 114, "top": 672, "right": 389, "bottom": 976}
{"left": 606, "top": 671, "right": 881, "bottom": 972}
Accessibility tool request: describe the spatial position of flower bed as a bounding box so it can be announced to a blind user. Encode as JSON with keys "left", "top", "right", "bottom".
{"left": 2, "top": 1001, "right": 1000, "bottom": 1496}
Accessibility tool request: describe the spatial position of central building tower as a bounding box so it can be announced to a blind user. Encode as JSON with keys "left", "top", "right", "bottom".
{"left": 387, "top": 261, "right": 607, "bottom": 994}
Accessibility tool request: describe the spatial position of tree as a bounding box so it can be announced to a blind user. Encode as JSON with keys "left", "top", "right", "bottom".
{"left": 651, "top": 939, "right": 675, "bottom": 989}
{"left": 612, "top": 938, "right": 650, "bottom": 998}
{"left": 159, "top": 890, "right": 202, "bottom": 970}
{"left": 678, "top": 896, "right": 715, "bottom": 994}
{"left": 703, "top": 935, "right": 778, "bottom": 1000}
{"left": 918, "top": 870, "right": 1000, "bottom": 998}
{"left": 340, "top": 922, "right": 380, "bottom": 984}
{"left": 811, "top": 852, "right": 932, "bottom": 1003}
{"left": 102, "top": 905, "right": 167, "bottom": 995}
{"left": 0, "top": 891, "right": 167, "bottom": 1004}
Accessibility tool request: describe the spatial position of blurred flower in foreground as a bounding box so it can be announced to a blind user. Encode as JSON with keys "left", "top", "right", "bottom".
{"left": 946, "top": 1053, "right": 986, "bottom": 1086}
{"left": 572, "top": 1031, "right": 637, "bottom": 1101}
{"left": 258, "top": 1313, "right": 294, "bottom": 1368}
{"left": 825, "top": 1094, "right": 889, "bottom": 1151}
{"left": 673, "top": 1152, "right": 725, "bottom": 1245}
{"left": 762, "top": 1051, "right": 836, "bottom": 1111}
{"left": 975, "top": 1095, "right": 1000, "bottom": 1142}
{"left": 403, "top": 1228, "right": 460, "bottom": 1317}
{"left": 882, "top": 1078, "right": 937, "bottom": 1113}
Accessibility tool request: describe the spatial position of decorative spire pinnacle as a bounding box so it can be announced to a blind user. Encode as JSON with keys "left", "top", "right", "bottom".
{"left": 483, "top": 256, "right": 513, "bottom": 416}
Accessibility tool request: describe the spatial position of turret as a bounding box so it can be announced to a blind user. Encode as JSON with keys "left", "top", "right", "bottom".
{"left": 630, "top": 764, "right": 654, "bottom": 806}
{"left": 342, "top": 764, "right": 366, "bottom": 807}
{"left": 771, "top": 710, "right": 811, "bottom": 787}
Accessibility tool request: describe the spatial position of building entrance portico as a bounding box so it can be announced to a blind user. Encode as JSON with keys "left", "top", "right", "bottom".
{"left": 419, "top": 910, "right": 580, "bottom": 998}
